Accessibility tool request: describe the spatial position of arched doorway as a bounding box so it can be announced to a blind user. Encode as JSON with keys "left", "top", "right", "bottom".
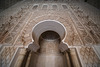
{"left": 28, "top": 20, "right": 68, "bottom": 67}
{"left": 32, "top": 20, "right": 66, "bottom": 45}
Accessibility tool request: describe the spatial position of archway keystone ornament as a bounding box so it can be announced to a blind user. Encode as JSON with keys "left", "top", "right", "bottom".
{"left": 28, "top": 20, "right": 68, "bottom": 52}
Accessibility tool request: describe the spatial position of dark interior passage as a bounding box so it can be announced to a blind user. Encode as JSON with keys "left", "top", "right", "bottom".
{"left": 29, "top": 31, "right": 67, "bottom": 67}
{"left": 40, "top": 31, "right": 60, "bottom": 40}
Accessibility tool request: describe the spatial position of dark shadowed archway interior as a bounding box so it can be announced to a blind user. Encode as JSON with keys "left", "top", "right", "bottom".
{"left": 29, "top": 30, "right": 67, "bottom": 67}
{"left": 39, "top": 30, "right": 61, "bottom": 44}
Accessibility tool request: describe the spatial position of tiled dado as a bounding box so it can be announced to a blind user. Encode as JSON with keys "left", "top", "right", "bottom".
{"left": 77, "top": 46, "right": 100, "bottom": 67}
{"left": 0, "top": 46, "right": 18, "bottom": 67}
